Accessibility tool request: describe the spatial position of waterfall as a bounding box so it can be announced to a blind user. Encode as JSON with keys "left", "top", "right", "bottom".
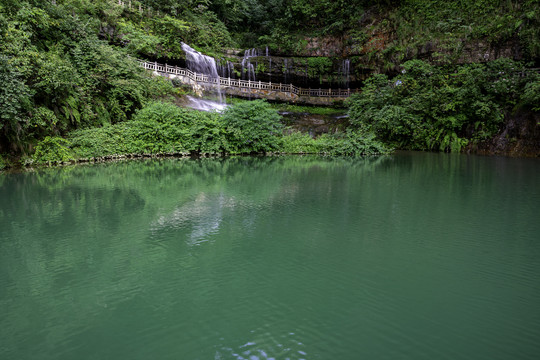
{"left": 284, "top": 58, "right": 288, "bottom": 84}
{"left": 340, "top": 59, "right": 350, "bottom": 88}
{"left": 241, "top": 58, "right": 255, "bottom": 81}
{"left": 269, "top": 57, "right": 272, "bottom": 83}
{"left": 217, "top": 59, "right": 235, "bottom": 79}
{"left": 181, "top": 42, "right": 223, "bottom": 103}
{"left": 266, "top": 47, "right": 271, "bottom": 82}
{"left": 241, "top": 48, "right": 259, "bottom": 81}
{"left": 181, "top": 43, "right": 219, "bottom": 78}
{"left": 228, "top": 61, "right": 234, "bottom": 78}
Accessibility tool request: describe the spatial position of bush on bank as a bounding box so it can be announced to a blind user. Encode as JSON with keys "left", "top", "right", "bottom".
{"left": 347, "top": 58, "right": 539, "bottom": 153}
{"left": 31, "top": 100, "right": 390, "bottom": 164}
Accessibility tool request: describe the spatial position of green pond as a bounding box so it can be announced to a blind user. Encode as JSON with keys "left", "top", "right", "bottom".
{"left": 1, "top": 153, "right": 539, "bottom": 360}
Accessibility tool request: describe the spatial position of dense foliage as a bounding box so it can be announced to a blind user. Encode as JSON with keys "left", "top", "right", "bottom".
{"left": 231, "top": 0, "right": 539, "bottom": 61}
{"left": 348, "top": 58, "right": 539, "bottom": 152}
{"left": 1, "top": 0, "right": 539, "bottom": 163}
{"left": 0, "top": 0, "right": 175, "bottom": 154}
{"left": 31, "top": 100, "right": 389, "bottom": 163}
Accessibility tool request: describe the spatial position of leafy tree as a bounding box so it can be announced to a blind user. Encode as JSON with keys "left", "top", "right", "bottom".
{"left": 348, "top": 58, "right": 534, "bottom": 152}
{"left": 0, "top": 56, "right": 32, "bottom": 153}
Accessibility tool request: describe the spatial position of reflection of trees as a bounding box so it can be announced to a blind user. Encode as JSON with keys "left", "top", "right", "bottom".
{"left": 1, "top": 153, "right": 538, "bottom": 358}
{"left": 0, "top": 156, "right": 394, "bottom": 357}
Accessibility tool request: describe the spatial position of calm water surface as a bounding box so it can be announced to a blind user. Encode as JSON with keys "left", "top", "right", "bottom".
{"left": 1, "top": 153, "right": 539, "bottom": 360}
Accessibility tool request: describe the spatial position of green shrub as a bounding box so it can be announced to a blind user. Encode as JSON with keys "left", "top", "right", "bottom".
{"left": 42, "top": 101, "right": 230, "bottom": 160}
{"left": 222, "top": 100, "right": 284, "bottom": 154}
{"left": 69, "top": 124, "right": 133, "bottom": 158}
{"left": 520, "top": 73, "right": 540, "bottom": 111}
{"left": 281, "top": 130, "right": 390, "bottom": 156}
{"left": 281, "top": 131, "right": 320, "bottom": 153}
{"left": 315, "top": 131, "right": 390, "bottom": 156}
{"left": 0, "top": 155, "right": 6, "bottom": 171}
{"left": 33, "top": 136, "right": 74, "bottom": 163}
{"left": 130, "top": 101, "right": 227, "bottom": 153}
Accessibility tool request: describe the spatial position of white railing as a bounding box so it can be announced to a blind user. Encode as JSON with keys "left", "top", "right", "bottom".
{"left": 138, "top": 60, "right": 356, "bottom": 98}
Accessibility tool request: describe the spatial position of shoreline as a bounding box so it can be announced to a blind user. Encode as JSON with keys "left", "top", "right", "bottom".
{"left": 3, "top": 147, "right": 539, "bottom": 175}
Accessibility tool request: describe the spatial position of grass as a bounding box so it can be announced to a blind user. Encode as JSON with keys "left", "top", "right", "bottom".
{"left": 272, "top": 103, "right": 346, "bottom": 115}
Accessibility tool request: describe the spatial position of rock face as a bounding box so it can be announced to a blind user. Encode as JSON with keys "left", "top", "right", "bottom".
{"left": 216, "top": 54, "right": 362, "bottom": 90}
{"left": 466, "top": 110, "right": 540, "bottom": 157}
{"left": 221, "top": 87, "right": 346, "bottom": 106}
{"left": 281, "top": 112, "right": 349, "bottom": 137}
{"left": 298, "top": 36, "right": 347, "bottom": 57}
{"left": 216, "top": 34, "right": 526, "bottom": 90}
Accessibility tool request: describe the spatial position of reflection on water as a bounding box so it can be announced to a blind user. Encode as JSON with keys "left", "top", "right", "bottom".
{"left": 151, "top": 193, "right": 226, "bottom": 246}
{"left": 1, "top": 154, "right": 539, "bottom": 360}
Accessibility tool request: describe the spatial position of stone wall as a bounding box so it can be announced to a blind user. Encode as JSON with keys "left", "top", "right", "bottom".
{"left": 221, "top": 87, "right": 345, "bottom": 106}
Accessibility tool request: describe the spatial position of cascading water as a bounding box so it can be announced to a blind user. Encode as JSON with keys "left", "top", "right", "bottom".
{"left": 181, "top": 42, "right": 223, "bottom": 103}
{"left": 241, "top": 59, "right": 256, "bottom": 81}
{"left": 268, "top": 57, "right": 272, "bottom": 83}
{"left": 228, "top": 61, "right": 234, "bottom": 78}
{"left": 241, "top": 48, "right": 258, "bottom": 81}
{"left": 284, "top": 58, "right": 288, "bottom": 84}
{"left": 185, "top": 95, "right": 228, "bottom": 112}
{"left": 218, "top": 60, "right": 235, "bottom": 79}
{"left": 266, "top": 47, "right": 272, "bottom": 82}
{"left": 181, "top": 42, "right": 219, "bottom": 78}
{"left": 339, "top": 59, "right": 351, "bottom": 88}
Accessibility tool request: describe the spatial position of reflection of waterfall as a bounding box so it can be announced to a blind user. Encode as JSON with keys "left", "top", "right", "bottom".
{"left": 181, "top": 42, "right": 223, "bottom": 103}
{"left": 151, "top": 193, "right": 227, "bottom": 247}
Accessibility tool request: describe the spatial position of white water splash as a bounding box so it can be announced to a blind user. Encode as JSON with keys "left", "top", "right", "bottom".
{"left": 185, "top": 95, "right": 228, "bottom": 112}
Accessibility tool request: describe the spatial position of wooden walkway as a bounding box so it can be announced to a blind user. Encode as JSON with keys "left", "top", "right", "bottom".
{"left": 138, "top": 60, "right": 357, "bottom": 98}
